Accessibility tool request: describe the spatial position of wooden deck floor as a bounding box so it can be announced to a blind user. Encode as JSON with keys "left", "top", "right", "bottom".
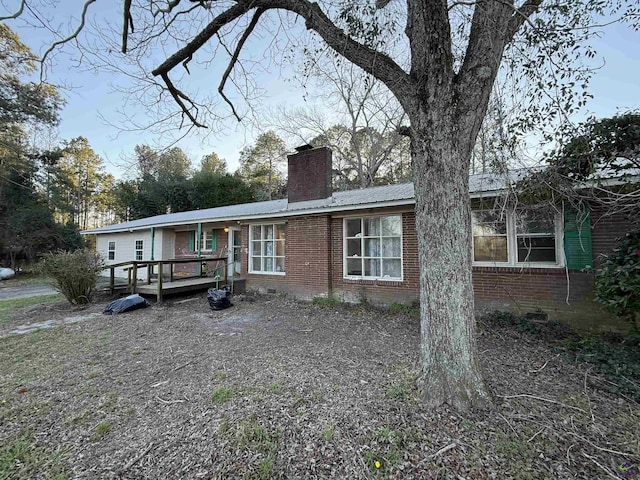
{"left": 136, "top": 276, "right": 225, "bottom": 298}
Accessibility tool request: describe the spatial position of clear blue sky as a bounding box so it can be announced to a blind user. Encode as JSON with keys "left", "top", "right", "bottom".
{"left": 3, "top": 2, "right": 639, "bottom": 178}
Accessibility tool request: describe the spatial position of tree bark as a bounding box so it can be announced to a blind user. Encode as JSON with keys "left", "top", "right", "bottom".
{"left": 411, "top": 117, "right": 491, "bottom": 411}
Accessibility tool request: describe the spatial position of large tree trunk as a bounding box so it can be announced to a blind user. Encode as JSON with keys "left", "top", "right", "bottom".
{"left": 411, "top": 120, "right": 491, "bottom": 411}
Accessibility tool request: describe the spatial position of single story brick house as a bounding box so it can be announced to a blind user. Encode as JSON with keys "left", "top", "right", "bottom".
{"left": 82, "top": 146, "right": 635, "bottom": 330}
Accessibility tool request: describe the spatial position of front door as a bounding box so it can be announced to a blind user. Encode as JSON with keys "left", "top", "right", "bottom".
{"left": 228, "top": 228, "right": 241, "bottom": 277}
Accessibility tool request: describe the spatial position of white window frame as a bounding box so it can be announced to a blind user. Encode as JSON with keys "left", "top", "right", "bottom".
{"left": 343, "top": 215, "right": 403, "bottom": 281}
{"left": 472, "top": 208, "right": 564, "bottom": 268}
{"left": 200, "top": 230, "right": 216, "bottom": 252}
{"left": 249, "top": 223, "right": 285, "bottom": 275}
{"left": 108, "top": 241, "right": 116, "bottom": 261}
{"left": 135, "top": 240, "right": 144, "bottom": 261}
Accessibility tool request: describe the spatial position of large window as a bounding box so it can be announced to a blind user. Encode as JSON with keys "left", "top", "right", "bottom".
{"left": 472, "top": 208, "right": 560, "bottom": 266}
{"left": 344, "top": 215, "right": 402, "bottom": 280}
{"left": 135, "top": 240, "right": 144, "bottom": 261}
{"left": 108, "top": 241, "right": 116, "bottom": 261}
{"left": 249, "top": 224, "right": 285, "bottom": 274}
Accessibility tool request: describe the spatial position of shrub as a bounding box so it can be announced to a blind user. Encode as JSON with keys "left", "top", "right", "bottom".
{"left": 40, "top": 250, "right": 104, "bottom": 305}
{"left": 595, "top": 231, "right": 640, "bottom": 330}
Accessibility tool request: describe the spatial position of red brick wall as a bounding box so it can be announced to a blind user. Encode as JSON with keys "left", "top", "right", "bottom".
{"left": 591, "top": 205, "right": 634, "bottom": 265}
{"left": 287, "top": 147, "right": 332, "bottom": 203}
{"left": 173, "top": 231, "right": 197, "bottom": 275}
{"left": 237, "top": 204, "right": 631, "bottom": 331}
{"left": 173, "top": 229, "right": 230, "bottom": 276}
{"left": 244, "top": 216, "right": 331, "bottom": 299}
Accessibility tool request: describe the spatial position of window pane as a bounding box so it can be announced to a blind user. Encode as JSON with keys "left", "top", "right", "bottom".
{"left": 473, "top": 236, "right": 508, "bottom": 262}
{"left": 275, "top": 224, "right": 285, "bottom": 239}
{"left": 381, "top": 216, "right": 401, "bottom": 236}
{"left": 252, "top": 257, "right": 261, "bottom": 271}
{"left": 264, "top": 225, "right": 274, "bottom": 240}
{"left": 265, "top": 257, "right": 274, "bottom": 272}
{"left": 346, "top": 219, "right": 361, "bottom": 237}
{"left": 381, "top": 237, "right": 401, "bottom": 257}
{"left": 364, "top": 238, "right": 380, "bottom": 257}
{"left": 516, "top": 210, "right": 555, "bottom": 234}
{"left": 251, "top": 226, "right": 261, "bottom": 240}
{"left": 275, "top": 257, "right": 285, "bottom": 272}
{"left": 364, "top": 217, "right": 380, "bottom": 236}
{"left": 264, "top": 241, "right": 274, "bottom": 256}
{"left": 364, "top": 258, "right": 381, "bottom": 277}
{"left": 347, "top": 258, "right": 362, "bottom": 276}
{"left": 382, "top": 259, "right": 401, "bottom": 278}
{"left": 108, "top": 252, "right": 115, "bottom": 260}
{"left": 251, "top": 241, "right": 261, "bottom": 255}
{"left": 108, "top": 242, "right": 115, "bottom": 250}
{"left": 275, "top": 240, "right": 285, "bottom": 256}
{"left": 347, "top": 239, "right": 361, "bottom": 257}
{"left": 517, "top": 237, "right": 556, "bottom": 262}
{"left": 472, "top": 210, "right": 507, "bottom": 235}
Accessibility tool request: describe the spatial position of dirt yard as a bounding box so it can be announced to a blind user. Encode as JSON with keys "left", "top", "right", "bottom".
{"left": 0, "top": 292, "right": 638, "bottom": 479}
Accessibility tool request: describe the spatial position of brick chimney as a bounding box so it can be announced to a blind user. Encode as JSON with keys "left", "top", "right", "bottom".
{"left": 287, "top": 145, "right": 332, "bottom": 203}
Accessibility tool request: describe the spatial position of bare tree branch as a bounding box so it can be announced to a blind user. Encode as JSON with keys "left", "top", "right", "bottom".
{"left": 159, "top": 72, "right": 207, "bottom": 128}
{"left": 152, "top": 0, "right": 413, "bottom": 108}
{"left": 0, "top": 0, "right": 26, "bottom": 21}
{"left": 218, "top": 8, "right": 267, "bottom": 122}
{"left": 122, "top": 0, "right": 133, "bottom": 54}
{"left": 40, "top": 0, "right": 98, "bottom": 79}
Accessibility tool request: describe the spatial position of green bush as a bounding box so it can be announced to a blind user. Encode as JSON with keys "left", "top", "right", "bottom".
{"left": 595, "top": 231, "right": 640, "bottom": 330}
{"left": 40, "top": 250, "right": 104, "bottom": 304}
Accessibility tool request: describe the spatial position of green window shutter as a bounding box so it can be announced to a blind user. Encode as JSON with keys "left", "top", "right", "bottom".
{"left": 189, "top": 231, "right": 195, "bottom": 252}
{"left": 211, "top": 230, "right": 217, "bottom": 252}
{"left": 564, "top": 205, "right": 593, "bottom": 270}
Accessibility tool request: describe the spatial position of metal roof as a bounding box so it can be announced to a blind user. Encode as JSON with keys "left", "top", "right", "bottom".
{"left": 82, "top": 170, "right": 528, "bottom": 235}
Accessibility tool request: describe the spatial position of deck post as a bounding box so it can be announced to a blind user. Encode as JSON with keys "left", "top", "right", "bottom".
{"left": 157, "top": 261, "right": 163, "bottom": 302}
{"left": 170, "top": 261, "right": 174, "bottom": 282}
{"left": 109, "top": 267, "right": 115, "bottom": 295}
{"left": 196, "top": 223, "right": 202, "bottom": 275}
{"left": 131, "top": 263, "right": 138, "bottom": 294}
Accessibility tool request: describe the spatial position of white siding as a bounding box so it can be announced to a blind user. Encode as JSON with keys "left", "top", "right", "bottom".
{"left": 96, "top": 228, "right": 177, "bottom": 278}
{"left": 97, "top": 231, "right": 151, "bottom": 279}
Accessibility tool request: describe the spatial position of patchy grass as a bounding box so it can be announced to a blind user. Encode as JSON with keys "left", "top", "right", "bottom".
{"left": 0, "top": 296, "right": 637, "bottom": 478}
{"left": 320, "top": 423, "right": 335, "bottom": 442}
{"left": 387, "top": 302, "right": 420, "bottom": 317}
{"left": 0, "top": 328, "right": 95, "bottom": 389}
{"left": 385, "top": 365, "right": 419, "bottom": 403}
{"left": 92, "top": 421, "right": 112, "bottom": 442}
{"left": 0, "top": 295, "right": 61, "bottom": 326}
{"left": 311, "top": 295, "right": 343, "bottom": 307}
{"left": 0, "top": 433, "right": 69, "bottom": 479}
{"left": 211, "top": 387, "right": 234, "bottom": 404}
{"left": 226, "top": 414, "right": 280, "bottom": 480}
{"left": 0, "top": 274, "right": 53, "bottom": 287}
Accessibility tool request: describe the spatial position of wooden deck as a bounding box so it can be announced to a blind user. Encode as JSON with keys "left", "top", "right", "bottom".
{"left": 137, "top": 276, "right": 225, "bottom": 298}
{"left": 103, "top": 257, "right": 239, "bottom": 302}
